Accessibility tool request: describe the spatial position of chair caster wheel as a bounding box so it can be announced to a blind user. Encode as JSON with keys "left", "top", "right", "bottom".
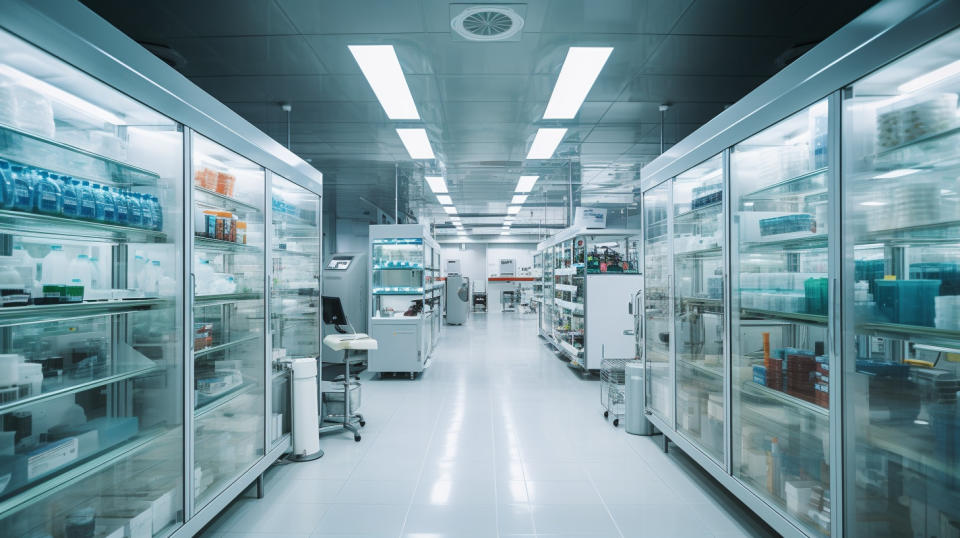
{"left": 359, "top": 421, "right": 366, "bottom": 427}
{"left": 354, "top": 435, "right": 362, "bottom": 442}
{"left": 613, "top": 419, "right": 620, "bottom": 427}
{"left": 603, "top": 411, "right": 609, "bottom": 418}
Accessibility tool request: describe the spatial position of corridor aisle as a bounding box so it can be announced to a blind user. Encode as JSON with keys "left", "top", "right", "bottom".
{"left": 200, "top": 313, "right": 773, "bottom": 538}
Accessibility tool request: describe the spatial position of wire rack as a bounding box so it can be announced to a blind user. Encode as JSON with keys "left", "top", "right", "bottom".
{"left": 600, "top": 358, "right": 628, "bottom": 427}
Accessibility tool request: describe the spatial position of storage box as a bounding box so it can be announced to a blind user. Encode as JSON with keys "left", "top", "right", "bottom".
{"left": 874, "top": 279, "right": 940, "bottom": 326}
{"left": 97, "top": 498, "right": 152, "bottom": 538}
{"left": 785, "top": 480, "right": 819, "bottom": 516}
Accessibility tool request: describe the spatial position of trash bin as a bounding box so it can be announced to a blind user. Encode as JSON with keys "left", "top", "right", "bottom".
{"left": 625, "top": 361, "right": 653, "bottom": 435}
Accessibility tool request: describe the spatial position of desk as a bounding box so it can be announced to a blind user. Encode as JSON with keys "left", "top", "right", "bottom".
{"left": 486, "top": 277, "right": 536, "bottom": 311}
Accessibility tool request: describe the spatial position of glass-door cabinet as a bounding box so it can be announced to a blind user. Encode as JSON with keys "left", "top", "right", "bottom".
{"left": 269, "top": 176, "right": 320, "bottom": 448}
{"left": 731, "top": 100, "right": 832, "bottom": 536}
{"left": 644, "top": 182, "right": 673, "bottom": 423}
{"left": 190, "top": 134, "right": 266, "bottom": 510}
{"left": 0, "top": 28, "right": 185, "bottom": 537}
{"left": 673, "top": 154, "right": 725, "bottom": 463}
{"left": 842, "top": 26, "right": 960, "bottom": 537}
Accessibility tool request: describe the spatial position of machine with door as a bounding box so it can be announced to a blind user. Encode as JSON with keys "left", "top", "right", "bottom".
{"left": 445, "top": 275, "right": 469, "bottom": 325}
{"left": 321, "top": 252, "right": 368, "bottom": 363}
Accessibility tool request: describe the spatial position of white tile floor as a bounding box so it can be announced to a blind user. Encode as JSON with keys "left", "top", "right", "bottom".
{"left": 200, "top": 312, "right": 775, "bottom": 538}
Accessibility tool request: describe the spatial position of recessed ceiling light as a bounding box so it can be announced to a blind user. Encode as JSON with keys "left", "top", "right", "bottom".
{"left": 443, "top": 205, "right": 458, "bottom": 214}
{"left": 425, "top": 175, "right": 448, "bottom": 193}
{"left": 504, "top": 216, "right": 515, "bottom": 221}
{"left": 511, "top": 194, "right": 528, "bottom": 205}
{"left": 898, "top": 59, "right": 960, "bottom": 94}
{"left": 348, "top": 45, "right": 419, "bottom": 120}
{"left": 437, "top": 195, "right": 453, "bottom": 205}
{"left": 873, "top": 168, "right": 920, "bottom": 179}
{"left": 502, "top": 224, "right": 511, "bottom": 229}
{"left": 396, "top": 128, "right": 435, "bottom": 159}
{"left": 515, "top": 175, "right": 538, "bottom": 192}
{"left": 507, "top": 205, "right": 521, "bottom": 214}
{"left": 501, "top": 231, "right": 510, "bottom": 236}
{"left": 450, "top": 216, "right": 461, "bottom": 222}
{"left": 543, "top": 47, "right": 613, "bottom": 119}
{"left": 526, "top": 128, "right": 566, "bottom": 159}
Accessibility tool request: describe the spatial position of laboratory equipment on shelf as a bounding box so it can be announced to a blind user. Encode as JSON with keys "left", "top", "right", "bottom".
{"left": 320, "top": 296, "right": 372, "bottom": 442}
{"left": 367, "top": 224, "right": 441, "bottom": 378}
{"left": 536, "top": 227, "right": 643, "bottom": 371}
{"left": 445, "top": 275, "right": 469, "bottom": 325}
{"left": 472, "top": 291, "right": 487, "bottom": 312}
{"left": 321, "top": 252, "right": 368, "bottom": 363}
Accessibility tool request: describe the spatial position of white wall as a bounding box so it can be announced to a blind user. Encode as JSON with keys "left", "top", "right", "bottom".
{"left": 486, "top": 245, "right": 535, "bottom": 278}
{"left": 335, "top": 218, "right": 369, "bottom": 253}
{"left": 440, "top": 242, "right": 537, "bottom": 293}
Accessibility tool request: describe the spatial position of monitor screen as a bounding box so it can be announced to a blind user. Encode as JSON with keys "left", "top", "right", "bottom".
{"left": 322, "top": 296, "right": 348, "bottom": 326}
{"left": 326, "top": 255, "right": 352, "bottom": 270}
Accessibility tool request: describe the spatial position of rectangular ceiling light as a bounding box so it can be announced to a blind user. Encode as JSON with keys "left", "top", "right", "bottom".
{"left": 501, "top": 231, "right": 511, "bottom": 236}
{"left": 396, "top": 128, "right": 435, "bottom": 159}
{"left": 898, "top": 59, "right": 960, "bottom": 94}
{"left": 504, "top": 215, "right": 515, "bottom": 221}
{"left": 526, "top": 128, "right": 567, "bottom": 160}
{"left": 507, "top": 205, "right": 521, "bottom": 214}
{"left": 348, "top": 45, "right": 419, "bottom": 120}
{"left": 443, "top": 205, "right": 458, "bottom": 214}
{"left": 543, "top": 47, "right": 614, "bottom": 119}
{"left": 425, "top": 176, "right": 448, "bottom": 193}
{"left": 874, "top": 168, "right": 920, "bottom": 179}
{"left": 511, "top": 194, "right": 528, "bottom": 205}
{"left": 515, "top": 175, "right": 539, "bottom": 193}
{"left": 436, "top": 195, "right": 453, "bottom": 205}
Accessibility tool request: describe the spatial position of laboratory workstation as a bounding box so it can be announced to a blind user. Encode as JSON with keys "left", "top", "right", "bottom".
{"left": 3, "top": 0, "right": 960, "bottom": 537}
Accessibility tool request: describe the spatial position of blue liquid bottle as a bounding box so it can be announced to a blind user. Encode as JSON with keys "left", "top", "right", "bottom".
{"left": 33, "top": 169, "right": 62, "bottom": 215}
{"left": 10, "top": 165, "right": 34, "bottom": 211}
{"left": 60, "top": 175, "right": 80, "bottom": 218}
{"left": 151, "top": 195, "right": 163, "bottom": 231}
{"left": 137, "top": 194, "right": 153, "bottom": 230}
{"left": 0, "top": 160, "right": 13, "bottom": 209}
{"left": 126, "top": 190, "right": 143, "bottom": 228}
{"left": 114, "top": 187, "right": 129, "bottom": 225}
{"left": 78, "top": 181, "right": 96, "bottom": 220}
{"left": 93, "top": 185, "right": 114, "bottom": 222}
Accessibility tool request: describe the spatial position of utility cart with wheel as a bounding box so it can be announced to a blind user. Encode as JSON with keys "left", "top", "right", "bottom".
{"left": 601, "top": 358, "right": 628, "bottom": 427}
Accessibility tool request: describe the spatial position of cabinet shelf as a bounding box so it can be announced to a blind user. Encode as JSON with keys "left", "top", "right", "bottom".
{"left": 195, "top": 382, "right": 256, "bottom": 418}
{"left": 0, "top": 297, "right": 170, "bottom": 327}
{"left": 740, "top": 167, "right": 828, "bottom": 201}
{"left": 194, "top": 186, "right": 261, "bottom": 213}
{"left": 679, "top": 297, "right": 723, "bottom": 308}
{"left": 555, "top": 298, "right": 584, "bottom": 315}
{"left": 194, "top": 292, "right": 262, "bottom": 306}
{"left": 272, "top": 248, "right": 318, "bottom": 258}
{"left": 0, "top": 426, "right": 174, "bottom": 519}
{"left": 372, "top": 289, "right": 424, "bottom": 295}
{"left": 740, "top": 308, "right": 827, "bottom": 325}
{"left": 555, "top": 284, "right": 579, "bottom": 293}
{"left": 0, "top": 209, "right": 167, "bottom": 244}
{"left": 0, "top": 121, "right": 161, "bottom": 187}
{"left": 741, "top": 232, "right": 828, "bottom": 251}
{"left": 555, "top": 267, "right": 579, "bottom": 276}
{"left": 195, "top": 236, "right": 262, "bottom": 253}
{"left": 675, "top": 245, "right": 722, "bottom": 257}
{"left": 675, "top": 201, "right": 721, "bottom": 220}
{"left": 372, "top": 265, "right": 424, "bottom": 271}
{"left": 858, "top": 321, "right": 960, "bottom": 342}
{"left": 742, "top": 380, "right": 828, "bottom": 417}
{"left": 858, "top": 218, "right": 960, "bottom": 245}
{"left": 195, "top": 334, "right": 261, "bottom": 358}
{"left": 559, "top": 340, "right": 583, "bottom": 358}
{"left": 678, "top": 357, "right": 723, "bottom": 378}
{"left": 873, "top": 123, "right": 960, "bottom": 160}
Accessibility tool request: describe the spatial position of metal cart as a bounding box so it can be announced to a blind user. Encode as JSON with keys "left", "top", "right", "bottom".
{"left": 472, "top": 291, "right": 487, "bottom": 312}
{"left": 501, "top": 289, "right": 518, "bottom": 312}
{"left": 600, "top": 358, "right": 628, "bottom": 427}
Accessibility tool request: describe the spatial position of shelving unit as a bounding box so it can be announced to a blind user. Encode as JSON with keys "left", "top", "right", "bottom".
{"left": 537, "top": 228, "right": 642, "bottom": 371}
{"left": 367, "top": 225, "right": 442, "bottom": 377}
{"left": 0, "top": 3, "right": 322, "bottom": 536}
{"left": 635, "top": 5, "right": 960, "bottom": 537}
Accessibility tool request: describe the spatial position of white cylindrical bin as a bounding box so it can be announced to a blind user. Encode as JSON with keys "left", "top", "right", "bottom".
{"left": 286, "top": 357, "right": 323, "bottom": 461}
{"left": 625, "top": 360, "right": 653, "bottom": 436}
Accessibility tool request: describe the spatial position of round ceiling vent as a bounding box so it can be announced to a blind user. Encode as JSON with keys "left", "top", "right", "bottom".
{"left": 451, "top": 6, "right": 525, "bottom": 42}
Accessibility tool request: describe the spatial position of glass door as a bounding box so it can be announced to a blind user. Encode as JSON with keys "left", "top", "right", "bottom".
{"left": 542, "top": 247, "right": 554, "bottom": 336}
{"left": 0, "top": 28, "right": 185, "bottom": 536}
{"left": 731, "top": 100, "right": 832, "bottom": 536}
{"left": 370, "top": 238, "right": 425, "bottom": 319}
{"left": 644, "top": 182, "right": 673, "bottom": 422}
{"left": 191, "top": 134, "right": 266, "bottom": 509}
{"left": 842, "top": 27, "right": 960, "bottom": 537}
{"left": 269, "top": 175, "right": 319, "bottom": 448}
{"left": 673, "top": 154, "right": 725, "bottom": 462}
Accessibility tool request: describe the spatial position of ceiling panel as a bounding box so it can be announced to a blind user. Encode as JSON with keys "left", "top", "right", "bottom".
{"left": 168, "top": 35, "right": 326, "bottom": 76}
{"left": 82, "top": 0, "right": 297, "bottom": 39}
{"left": 277, "top": 0, "right": 427, "bottom": 34}
{"left": 643, "top": 34, "right": 797, "bottom": 77}
{"left": 539, "top": 0, "right": 693, "bottom": 34}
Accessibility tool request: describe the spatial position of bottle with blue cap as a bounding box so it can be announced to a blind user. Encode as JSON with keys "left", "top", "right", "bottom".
{"left": 60, "top": 176, "right": 80, "bottom": 218}
{"left": 126, "top": 190, "right": 143, "bottom": 228}
{"left": 10, "top": 165, "right": 34, "bottom": 212}
{"left": 33, "top": 169, "right": 62, "bottom": 215}
{"left": 0, "top": 160, "right": 12, "bottom": 209}
{"left": 98, "top": 185, "right": 117, "bottom": 222}
{"left": 78, "top": 181, "right": 96, "bottom": 220}
{"left": 114, "top": 187, "right": 129, "bottom": 225}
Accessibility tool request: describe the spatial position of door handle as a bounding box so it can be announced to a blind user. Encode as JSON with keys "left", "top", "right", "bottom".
{"left": 623, "top": 330, "right": 635, "bottom": 336}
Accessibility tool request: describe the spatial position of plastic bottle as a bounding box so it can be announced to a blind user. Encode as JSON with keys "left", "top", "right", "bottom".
{"left": 88, "top": 256, "right": 102, "bottom": 290}
{"left": 137, "top": 194, "right": 152, "bottom": 230}
{"left": 10, "top": 165, "right": 34, "bottom": 212}
{"left": 151, "top": 195, "right": 163, "bottom": 231}
{"left": 114, "top": 187, "right": 129, "bottom": 225}
{"left": 126, "top": 190, "right": 143, "bottom": 228}
{"left": 144, "top": 260, "right": 162, "bottom": 296}
{"left": 195, "top": 258, "right": 215, "bottom": 295}
{"left": 39, "top": 245, "right": 68, "bottom": 304}
{"left": 99, "top": 186, "right": 117, "bottom": 223}
{"left": 132, "top": 254, "right": 148, "bottom": 292}
{"left": 60, "top": 177, "right": 80, "bottom": 218}
{"left": 68, "top": 254, "right": 92, "bottom": 289}
{"left": 0, "top": 160, "right": 13, "bottom": 209}
{"left": 33, "top": 170, "right": 62, "bottom": 215}
{"left": 78, "top": 181, "right": 96, "bottom": 220}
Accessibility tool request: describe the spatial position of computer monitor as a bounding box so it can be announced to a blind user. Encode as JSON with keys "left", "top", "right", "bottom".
{"left": 322, "top": 296, "right": 348, "bottom": 326}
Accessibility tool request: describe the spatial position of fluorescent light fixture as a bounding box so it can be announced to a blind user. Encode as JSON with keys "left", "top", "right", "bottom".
{"left": 543, "top": 47, "right": 614, "bottom": 119}
{"left": 454, "top": 223, "right": 463, "bottom": 229}
{"left": 504, "top": 216, "right": 515, "bottom": 221}
{"left": 507, "top": 205, "right": 521, "bottom": 214}
{"left": 526, "top": 128, "right": 567, "bottom": 159}
{"left": 502, "top": 225, "right": 511, "bottom": 230}
{"left": 0, "top": 65, "right": 123, "bottom": 124}
{"left": 450, "top": 216, "right": 461, "bottom": 222}
{"left": 396, "top": 128, "right": 435, "bottom": 159}
{"left": 515, "top": 175, "right": 539, "bottom": 193}
{"left": 898, "top": 59, "right": 960, "bottom": 94}
{"left": 874, "top": 168, "right": 920, "bottom": 179}
{"left": 425, "top": 176, "right": 448, "bottom": 193}
{"left": 457, "top": 230, "right": 467, "bottom": 236}
{"left": 348, "top": 45, "right": 419, "bottom": 120}
{"left": 501, "top": 231, "right": 511, "bottom": 236}
{"left": 443, "top": 205, "right": 458, "bottom": 214}
{"left": 861, "top": 201, "right": 887, "bottom": 206}
{"left": 511, "top": 194, "right": 528, "bottom": 205}
{"left": 436, "top": 195, "right": 453, "bottom": 205}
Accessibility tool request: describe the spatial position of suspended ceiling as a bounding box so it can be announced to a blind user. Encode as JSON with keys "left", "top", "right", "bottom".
{"left": 81, "top": 0, "right": 876, "bottom": 237}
